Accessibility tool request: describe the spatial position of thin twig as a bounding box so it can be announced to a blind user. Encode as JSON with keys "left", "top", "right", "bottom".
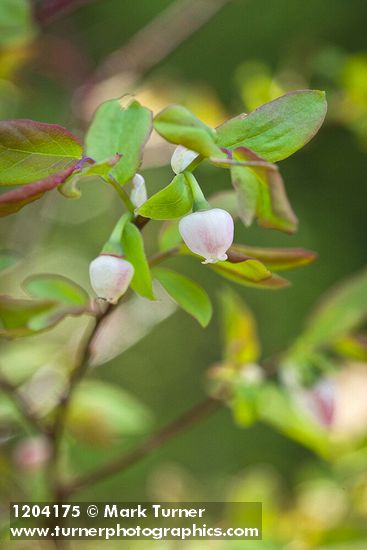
{"left": 95, "top": 0, "right": 232, "bottom": 80}
{"left": 59, "top": 396, "right": 221, "bottom": 498}
{"left": 51, "top": 303, "right": 112, "bottom": 448}
{"left": 149, "top": 246, "right": 180, "bottom": 267}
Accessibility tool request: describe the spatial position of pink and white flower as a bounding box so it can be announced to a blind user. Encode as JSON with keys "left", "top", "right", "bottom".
{"left": 179, "top": 208, "right": 234, "bottom": 264}
{"left": 89, "top": 254, "right": 134, "bottom": 304}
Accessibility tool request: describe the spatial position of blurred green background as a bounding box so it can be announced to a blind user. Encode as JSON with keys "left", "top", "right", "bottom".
{"left": 1, "top": 0, "right": 367, "bottom": 548}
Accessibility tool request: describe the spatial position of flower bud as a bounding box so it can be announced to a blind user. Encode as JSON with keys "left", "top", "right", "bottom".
{"left": 171, "top": 145, "right": 199, "bottom": 174}
{"left": 89, "top": 254, "right": 134, "bottom": 304}
{"left": 130, "top": 173, "right": 147, "bottom": 208}
{"left": 179, "top": 208, "right": 234, "bottom": 264}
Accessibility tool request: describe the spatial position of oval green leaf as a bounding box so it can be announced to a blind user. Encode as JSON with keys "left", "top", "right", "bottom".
{"left": 154, "top": 267, "right": 212, "bottom": 327}
{"left": 154, "top": 104, "right": 222, "bottom": 157}
{"left": 138, "top": 173, "right": 193, "bottom": 220}
{"left": 85, "top": 96, "right": 152, "bottom": 186}
{"left": 0, "top": 296, "right": 57, "bottom": 337}
{"left": 0, "top": 120, "right": 82, "bottom": 185}
{"left": 122, "top": 222, "right": 155, "bottom": 300}
{"left": 217, "top": 90, "right": 327, "bottom": 162}
{"left": 23, "top": 274, "right": 89, "bottom": 306}
{"left": 210, "top": 259, "right": 289, "bottom": 289}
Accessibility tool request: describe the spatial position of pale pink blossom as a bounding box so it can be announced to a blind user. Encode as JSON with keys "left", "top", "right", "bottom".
{"left": 89, "top": 255, "right": 134, "bottom": 304}
{"left": 179, "top": 208, "right": 234, "bottom": 264}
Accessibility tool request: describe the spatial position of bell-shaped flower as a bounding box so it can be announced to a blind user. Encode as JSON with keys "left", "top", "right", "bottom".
{"left": 89, "top": 254, "right": 134, "bottom": 304}
{"left": 130, "top": 173, "right": 147, "bottom": 208}
{"left": 171, "top": 145, "right": 199, "bottom": 174}
{"left": 179, "top": 208, "right": 234, "bottom": 264}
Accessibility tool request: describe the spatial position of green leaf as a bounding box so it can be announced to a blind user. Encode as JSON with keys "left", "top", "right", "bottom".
{"left": 0, "top": 296, "right": 57, "bottom": 337}
{"left": 211, "top": 260, "right": 289, "bottom": 289}
{"left": 0, "top": 0, "right": 36, "bottom": 48}
{"left": 154, "top": 105, "right": 222, "bottom": 157}
{"left": 0, "top": 120, "right": 82, "bottom": 185}
{"left": 84, "top": 154, "right": 122, "bottom": 177}
{"left": 228, "top": 244, "right": 317, "bottom": 272}
{"left": 138, "top": 173, "right": 193, "bottom": 220}
{"left": 0, "top": 276, "right": 90, "bottom": 337}
{"left": 0, "top": 250, "right": 20, "bottom": 274}
{"left": 154, "top": 267, "right": 212, "bottom": 327}
{"left": 217, "top": 90, "right": 327, "bottom": 162}
{"left": 231, "top": 164, "right": 259, "bottom": 227}
{"left": 297, "top": 268, "right": 367, "bottom": 350}
{"left": 67, "top": 380, "right": 152, "bottom": 446}
{"left": 210, "top": 258, "right": 270, "bottom": 284}
{"left": 122, "top": 222, "right": 155, "bottom": 300}
{"left": 85, "top": 96, "right": 152, "bottom": 185}
{"left": 220, "top": 288, "right": 260, "bottom": 366}
{"left": 23, "top": 274, "right": 89, "bottom": 307}
{"left": 334, "top": 334, "right": 367, "bottom": 362}
{"left": 232, "top": 148, "right": 298, "bottom": 233}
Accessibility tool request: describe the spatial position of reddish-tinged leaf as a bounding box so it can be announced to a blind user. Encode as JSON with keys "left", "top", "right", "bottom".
{"left": 249, "top": 274, "right": 290, "bottom": 289}
{"left": 0, "top": 119, "right": 82, "bottom": 185}
{"left": 0, "top": 164, "right": 77, "bottom": 216}
{"left": 232, "top": 147, "right": 298, "bottom": 233}
{"left": 210, "top": 260, "right": 289, "bottom": 289}
{"left": 210, "top": 259, "right": 270, "bottom": 284}
{"left": 228, "top": 244, "right": 317, "bottom": 271}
